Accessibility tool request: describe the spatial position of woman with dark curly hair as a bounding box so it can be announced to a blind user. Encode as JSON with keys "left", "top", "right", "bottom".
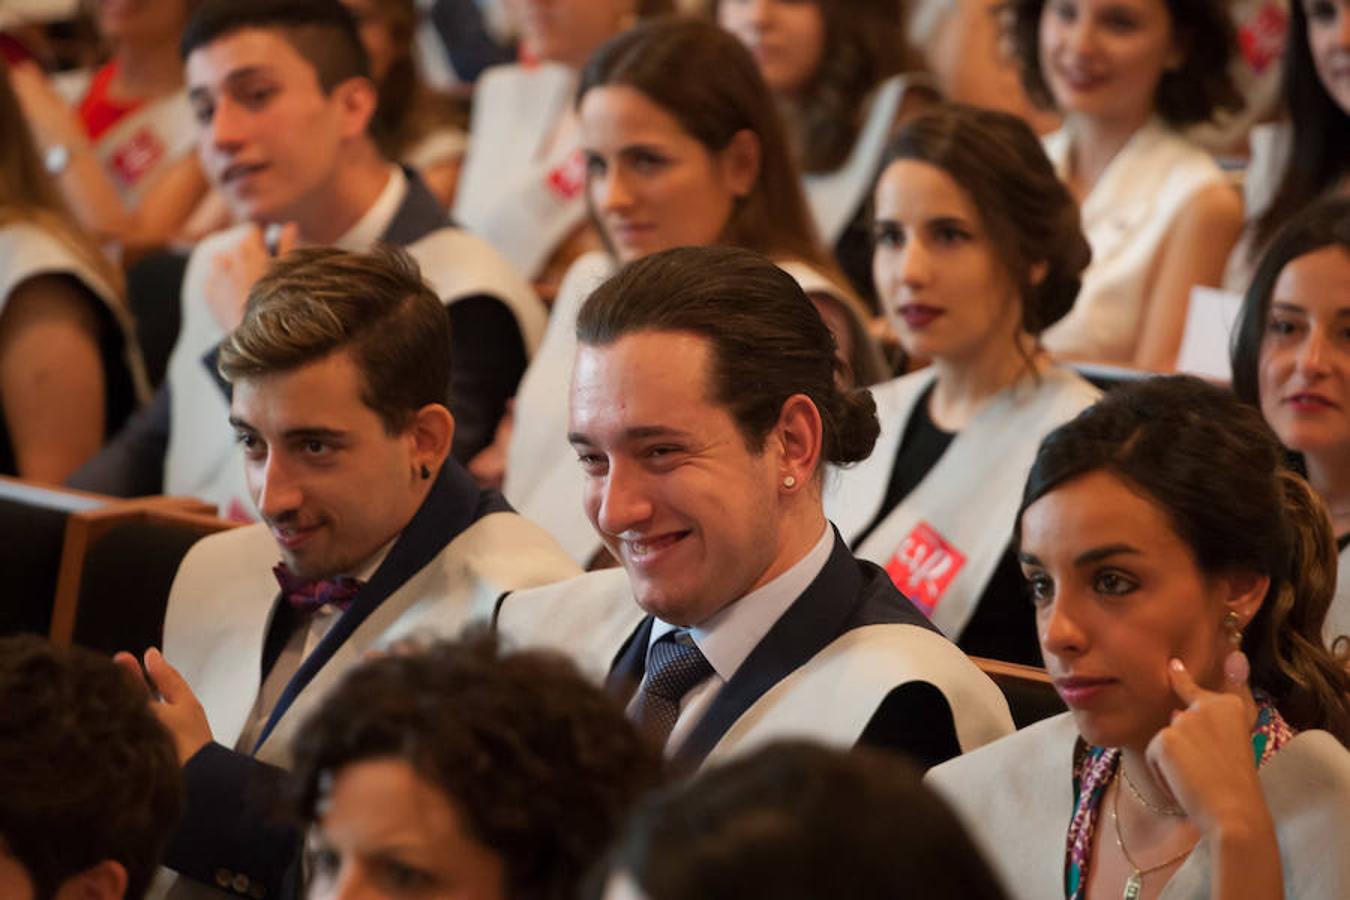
{"left": 714, "top": 0, "right": 934, "bottom": 308}
{"left": 1010, "top": 0, "right": 1246, "bottom": 370}
{"left": 828, "top": 104, "right": 1099, "bottom": 666}
{"left": 291, "top": 632, "right": 664, "bottom": 900}
{"left": 931, "top": 375, "right": 1350, "bottom": 900}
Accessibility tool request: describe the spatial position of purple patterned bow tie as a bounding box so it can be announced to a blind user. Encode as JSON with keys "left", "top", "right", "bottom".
{"left": 273, "top": 563, "right": 363, "bottom": 614}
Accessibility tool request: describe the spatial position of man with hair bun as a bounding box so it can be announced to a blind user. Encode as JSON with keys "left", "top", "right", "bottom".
{"left": 497, "top": 245, "right": 1014, "bottom": 771}
{"left": 116, "top": 245, "right": 577, "bottom": 899}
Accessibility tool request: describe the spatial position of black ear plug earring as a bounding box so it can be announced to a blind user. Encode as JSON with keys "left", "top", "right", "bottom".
{"left": 420, "top": 464, "right": 431, "bottom": 480}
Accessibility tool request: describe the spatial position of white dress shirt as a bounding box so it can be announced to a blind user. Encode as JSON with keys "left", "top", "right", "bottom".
{"left": 232, "top": 541, "right": 394, "bottom": 754}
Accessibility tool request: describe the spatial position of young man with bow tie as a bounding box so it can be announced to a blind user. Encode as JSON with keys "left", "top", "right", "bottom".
{"left": 116, "top": 246, "right": 577, "bottom": 898}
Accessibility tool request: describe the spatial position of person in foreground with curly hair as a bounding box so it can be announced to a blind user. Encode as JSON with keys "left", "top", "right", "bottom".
{"left": 496, "top": 245, "right": 1015, "bottom": 772}
{"left": 0, "top": 635, "right": 183, "bottom": 900}
{"left": 594, "top": 740, "right": 1010, "bottom": 900}
{"left": 290, "top": 631, "right": 664, "bottom": 900}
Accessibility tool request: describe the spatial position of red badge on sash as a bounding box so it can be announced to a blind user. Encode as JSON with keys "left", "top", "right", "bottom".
{"left": 546, "top": 150, "right": 586, "bottom": 201}
{"left": 224, "top": 498, "right": 257, "bottom": 524}
{"left": 1238, "top": 3, "right": 1288, "bottom": 75}
{"left": 884, "top": 521, "right": 966, "bottom": 616}
{"left": 109, "top": 127, "right": 166, "bottom": 189}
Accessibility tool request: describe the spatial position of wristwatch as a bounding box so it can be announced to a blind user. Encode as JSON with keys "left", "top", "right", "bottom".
{"left": 43, "top": 143, "right": 71, "bottom": 175}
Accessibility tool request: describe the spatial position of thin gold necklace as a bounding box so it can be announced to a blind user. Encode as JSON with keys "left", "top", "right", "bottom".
{"left": 1120, "top": 764, "right": 1185, "bottom": 817}
{"left": 1110, "top": 771, "right": 1195, "bottom": 900}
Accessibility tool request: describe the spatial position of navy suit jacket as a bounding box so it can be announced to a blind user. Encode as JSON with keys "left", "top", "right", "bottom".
{"left": 607, "top": 532, "right": 965, "bottom": 772}
{"left": 164, "top": 462, "right": 512, "bottom": 898}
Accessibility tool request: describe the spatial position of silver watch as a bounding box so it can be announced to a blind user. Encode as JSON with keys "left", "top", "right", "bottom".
{"left": 43, "top": 144, "right": 71, "bottom": 175}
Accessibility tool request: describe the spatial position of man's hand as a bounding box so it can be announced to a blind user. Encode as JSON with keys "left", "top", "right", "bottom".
{"left": 114, "top": 647, "right": 214, "bottom": 765}
{"left": 204, "top": 223, "right": 298, "bottom": 332}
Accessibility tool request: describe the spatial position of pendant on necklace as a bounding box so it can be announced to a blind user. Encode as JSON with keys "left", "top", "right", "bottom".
{"left": 1122, "top": 870, "right": 1143, "bottom": 900}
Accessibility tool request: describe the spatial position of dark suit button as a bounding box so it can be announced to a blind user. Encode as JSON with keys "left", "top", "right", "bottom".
{"left": 215, "top": 869, "right": 232, "bottom": 889}
{"left": 232, "top": 873, "right": 251, "bottom": 894}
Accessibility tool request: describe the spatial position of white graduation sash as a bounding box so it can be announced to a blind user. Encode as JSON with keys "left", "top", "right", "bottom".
{"left": 164, "top": 222, "right": 545, "bottom": 516}
{"left": 928, "top": 713, "right": 1350, "bottom": 900}
{"left": 803, "top": 75, "right": 917, "bottom": 246}
{"left": 163, "top": 511, "right": 579, "bottom": 767}
{"left": 451, "top": 63, "right": 587, "bottom": 279}
{"left": 504, "top": 254, "right": 863, "bottom": 565}
{"left": 0, "top": 220, "right": 149, "bottom": 404}
{"left": 495, "top": 568, "right": 647, "bottom": 684}
{"left": 94, "top": 88, "right": 198, "bottom": 204}
{"left": 703, "top": 622, "right": 1014, "bottom": 764}
{"left": 1331, "top": 546, "right": 1350, "bottom": 650}
{"left": 1040, "top": 120, "right": 1229, "bottom": 364}
{"left": 503, "top": 251, "right": 614, "bottom": 562}
{"left": 497, "top": 571, "right": 1015, "bottom": 766}
{"left": 827, "top": 366, "right": 1099, "bottom": 639}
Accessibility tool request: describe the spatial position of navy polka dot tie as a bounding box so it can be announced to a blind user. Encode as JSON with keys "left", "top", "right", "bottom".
{"left": 632, "top": 629, "right": 714, "bottom": 747}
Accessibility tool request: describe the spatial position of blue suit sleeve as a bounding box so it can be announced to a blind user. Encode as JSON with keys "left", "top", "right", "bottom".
{"left": 163, "top": 742, "right": 303, "bottom": 898}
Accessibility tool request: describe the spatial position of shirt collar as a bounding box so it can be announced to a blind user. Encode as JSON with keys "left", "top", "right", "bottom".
{"left": 349, "top": 537, "right": 396, "bottom": 584}
{"left": 649, "top": 521, "right": 834, "bottom": 683}
{"left": 333, "top": 165, "right": 406, "bottom": 251}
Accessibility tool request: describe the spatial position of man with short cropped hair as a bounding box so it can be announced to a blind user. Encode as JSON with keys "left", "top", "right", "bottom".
{"left": 0, "top": 635, "right": 183, "bottom": 900}
{"left": 118, "top": 246, "right": 577, "bottom": 898}
{"left": 72, "top": 0, "right": 544, "bottom": 511}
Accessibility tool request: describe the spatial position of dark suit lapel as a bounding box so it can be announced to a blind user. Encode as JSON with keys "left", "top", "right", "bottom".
{"left": 252, "top": 461, "right": 499, "bottom": 752}
{"left": 605, "top": 615, "right": 654, "bottom": 708}
{"left": 380, "top": 167, "right": 453, "bottom": 246}
{"left": 672, "top": 532, "right": 863, "bottom": 769}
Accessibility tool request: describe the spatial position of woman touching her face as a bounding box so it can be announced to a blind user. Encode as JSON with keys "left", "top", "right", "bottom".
{"left": 930, "top": 375, "right": 1350, "bottom": 900}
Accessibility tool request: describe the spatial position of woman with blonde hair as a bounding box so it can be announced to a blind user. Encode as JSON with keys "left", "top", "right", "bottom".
{"left": 489, "top": 17, "right": 887, "bottom": 565}
{"left": 0, "top": 60, "right": 146, "bottom": 482}
{"left": 931, "top": 375, "right": 1350, "bottom": 899}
